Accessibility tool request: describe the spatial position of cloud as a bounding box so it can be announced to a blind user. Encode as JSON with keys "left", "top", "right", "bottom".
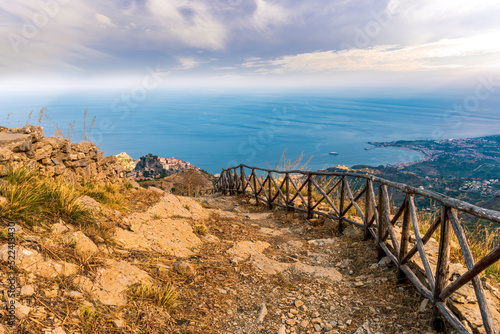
{"left": 95, "top": 13, "right": 114, "bottom": 26}
{"left": 1, "top": 0, "right": 500, "bottom": 89}
{"left": 241, "top": 32, "right": 500, "bottom": 73}
{"left": 176, "top": 57, "right": 205, "bottom": 70}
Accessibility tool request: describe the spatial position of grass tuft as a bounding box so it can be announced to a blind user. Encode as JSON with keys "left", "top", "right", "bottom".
{"left": 0, "top": 166, "right": 93, "bottom": 227}
{"left": 128, "top": 283, "right": 179, "bottom": 310}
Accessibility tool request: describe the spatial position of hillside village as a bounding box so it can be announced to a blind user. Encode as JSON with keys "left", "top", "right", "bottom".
{"left": 115, "top": 152, "right": 200, "bottom": 181}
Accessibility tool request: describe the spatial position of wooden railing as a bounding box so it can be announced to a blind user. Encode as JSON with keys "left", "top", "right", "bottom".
{"left": 215, "top": 164, "right": 500, "bottom": 334}
{"left": 177, "top": 188, "right": 215, "bottom": 197}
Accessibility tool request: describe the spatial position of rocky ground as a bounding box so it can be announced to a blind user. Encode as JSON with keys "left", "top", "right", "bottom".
{"left": 0, "top": 190, "right": 451, "bottom": 334}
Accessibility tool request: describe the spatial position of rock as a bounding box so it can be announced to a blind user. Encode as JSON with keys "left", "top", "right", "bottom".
{"left": 51, "top": 221, "right": 70, "bottom": 234}
{"left": 53, "top": 326, "right": 66, "bottom": 334}
{"left": 84, "top": 259, "right": 153, "bottom": 306}
{"left": 353, "top": 321, "right": 372, "bottom": 334}
{"left": 75, "top": 196, "right": 101, "bottom": 211}
{"left": 148, "top": 194, "right": 209, "bottom": 220}
{"left": 20, "top": 285, "right": 35, "bottom": 297}
{"left": 0, "top": 245, "right": 78, "bottom": 278}
{"left": 324, "top": 218, "right": 336, "bottom": 229}
{"left": 174, "top": 261, "right": 196, "bottom": 276}
{"left": 112, "top": 320, "right": 126, "bottom": 329}
{"left": 378, "top": 256, "right": 391, "bottom": 266}
{"left": 113, "top": 216, "right": 202, "bottom": 257}
{"left": 61, "top": 231, "right": 99, "bottom": 256}
{"left": 277, "top": 324, "right": 286, "bottom": 334}
{"left": 343, "top": 225, "right": 364, "bottom": 239}
{"left": 419, "top": 299, "right": 429, "bottom": 313}
{"left": 294, "top": 300, "right": 304, "bottom": 308}
{"left": 258, "top": 227, "right": 283, "bottom": 236}
{"left": 0, "top": 324, "right": 7, "bottom": 334}
{"left": 16, "top": 303, "right": 31, "bottom": 319}
{"left": 64, "top": 291, "right": 84, "bottom": 299}
{"left": 148, "top": 186, "right": 165, "bottom": 194}
{"left": 308, "top": 238, "right": 339, "bottom": 246}
{"left": 202, "top": 234, "right": 220, "bottom": 243}
{"left": 257, "top": 303, "right": 268, "bottom": 323}
{"left": 0, "top": 196, "right": 7, "bottom": 206}
{"left": 226, "top": 241, "right": 271, "bottom": 260}
{"left": 290, "top": 262, "right": 343, "bottom": 281}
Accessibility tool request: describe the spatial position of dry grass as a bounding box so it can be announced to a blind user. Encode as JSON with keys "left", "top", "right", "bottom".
{"left": 193, "top": 223, "right": 208, "bottom": 236}
{"left": 0, "top": 166, "right": 93, "bottom": 227}
{"left": 128, "top": 282, "right": 179, "bottom": 310}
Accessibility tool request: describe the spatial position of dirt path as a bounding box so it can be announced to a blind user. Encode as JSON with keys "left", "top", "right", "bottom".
{"left": 170, "top": 194, "right": 440, "bottom": 334}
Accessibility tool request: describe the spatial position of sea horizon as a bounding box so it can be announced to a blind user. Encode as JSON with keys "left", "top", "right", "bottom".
{"left": 1, "top": 89, "right": 499, "bottom": 175}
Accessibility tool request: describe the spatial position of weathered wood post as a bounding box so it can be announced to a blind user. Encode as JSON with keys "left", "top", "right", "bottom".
{"left": 252, "top": 169, "right": 259, "bottom": 205}
{"left": 229, "top": 169, "right": 235, "bottom": 195}
{"left": 397, "top": 197, "right": 411, "bottom": 282}
{"left": 433, "top": 205, "right": 451, "bottom": 331}
{"left": 285, "top": 173, "right": 291, "bottom": 211}
{"left": 307, "top": 175, "right": 313, "bottom": 219}
{"left": 240, "top": 166, "right": 245, "bottom": 194}
{"left": 338, "top": 176, "right": 345, "bottom": 233}
{"left": 268, "top": 172, "right": 273, "bottom": 209}
{"left": 377, "top": 184, "right": 387, "bottom": 260}
{"left": 364, "top": 179, "right": 372, "bottom": 240}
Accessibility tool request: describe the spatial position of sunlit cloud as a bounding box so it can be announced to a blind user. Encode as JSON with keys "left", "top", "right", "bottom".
{"left": 242, "top": 32, "right": 500, "bottom": 73}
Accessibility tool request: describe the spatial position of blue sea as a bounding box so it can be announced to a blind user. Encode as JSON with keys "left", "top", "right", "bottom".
{"left": 0, "top": 89, "right": 499, "bottom": 174}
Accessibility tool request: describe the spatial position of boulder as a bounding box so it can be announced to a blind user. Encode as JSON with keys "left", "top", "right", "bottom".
{"left": 84, "top": 259, "right": 153, "bottom": 306}
{"left": 113, "top": 216, "right": 202, "bottom": 257}
{"left": 0, "top": 244, "right": 77, "bottom": 278}
{"left": 61, "top": 231, "right": 99, "bottom": 256}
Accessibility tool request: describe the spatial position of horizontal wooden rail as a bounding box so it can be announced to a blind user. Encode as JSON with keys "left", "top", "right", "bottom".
{"left": 177, "top": 188, "right": 215, "bottom": 197}
{"left": 215, "top": 164, "right": 500, "bottom": 334}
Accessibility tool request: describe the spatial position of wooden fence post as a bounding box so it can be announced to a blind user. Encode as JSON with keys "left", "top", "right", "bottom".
{"left": 253, "top": 169, "right": 259, "bottom": 205}
{"left": 339, "top": 176, "right": 345, "bottom": 233}
{"left": 240, "top": 166, "right": 245, "bottom": 194}
{"left": 433, "top": 205, "right": 451, "bottom": 331}
{"left": 268, "top": 172, "right": 273, "bottom": 209}
{"left": 377, "top": 184, "right": 387, "bottom": 260}
{"left": 397, "top": 197, "right": 411, "bottom": 282}
{"left": 364, "top": 179, "right": 372, "bottom": 240}
{"left": 286, "top": 173, "right": 291, "bottom": 211}
{"left": 307, "top": 175, "right": 312, "bottom": 219}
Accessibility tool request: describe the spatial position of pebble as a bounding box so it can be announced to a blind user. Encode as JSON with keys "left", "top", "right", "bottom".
{"left": 20, "top": 285, "right": 35, "bottom": 297}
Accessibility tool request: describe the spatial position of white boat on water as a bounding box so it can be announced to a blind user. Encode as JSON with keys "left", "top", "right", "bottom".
{"left": 329, "top": 152, "right": 338, "bottom": 155}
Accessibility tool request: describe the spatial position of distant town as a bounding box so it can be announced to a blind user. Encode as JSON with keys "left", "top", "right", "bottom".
{"left": 331, "top": 135, "right": 500, "bottom": 211}
{"left": 115, "top": 152, "right": 200, "bottom": 181}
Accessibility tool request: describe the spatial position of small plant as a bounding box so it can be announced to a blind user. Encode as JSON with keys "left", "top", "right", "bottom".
{"left": 193, "top": 223, "right": 208, "bottom": 236}
{"left": 151, "top": 213, "right": 162, "bottom": 220}
{"left": 184, "top": 204, "right": 190, "bottom": 210}
{"left": 128, "top": 283, "right": 179, "bottom": 310}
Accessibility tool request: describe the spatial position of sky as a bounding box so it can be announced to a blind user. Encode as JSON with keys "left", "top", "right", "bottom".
{"left": 1, "top": 0, "right": 500, "bottom": 91}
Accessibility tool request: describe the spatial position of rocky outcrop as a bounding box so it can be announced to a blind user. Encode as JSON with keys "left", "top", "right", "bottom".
{"left": 115, "top": 152, "right": 137, "bottom": 172}
{"left": 0, "top": 126, "right": 124, "bottom": 183}
{"left": 134, "top": 154, "right": 165, "bottom": 176}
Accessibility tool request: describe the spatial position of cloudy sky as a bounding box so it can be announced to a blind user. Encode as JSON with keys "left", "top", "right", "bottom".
{"left": 1, "top": 0, "right": 500, "bottom": 90}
